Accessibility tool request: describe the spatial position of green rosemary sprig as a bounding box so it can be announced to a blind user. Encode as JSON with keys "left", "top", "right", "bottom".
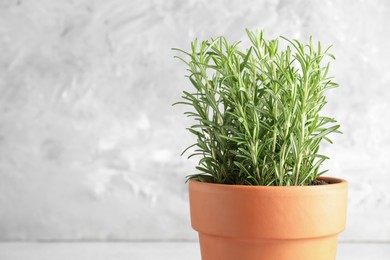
{"left": 173, "top": 29, "right": 340, "bottom": 186}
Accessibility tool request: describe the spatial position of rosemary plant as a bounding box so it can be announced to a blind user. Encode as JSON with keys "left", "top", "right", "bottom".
{"left": 174, "top": 30, "right": 340, "bottom": 186}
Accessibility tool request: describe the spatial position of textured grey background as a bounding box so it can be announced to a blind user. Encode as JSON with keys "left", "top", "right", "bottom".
{"left": 0, "top": 0, "right": 389, "bottom": 242}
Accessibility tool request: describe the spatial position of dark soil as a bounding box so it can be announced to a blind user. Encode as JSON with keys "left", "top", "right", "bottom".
{"left": 309, "top": 179, "right": 329, "bottom": 185}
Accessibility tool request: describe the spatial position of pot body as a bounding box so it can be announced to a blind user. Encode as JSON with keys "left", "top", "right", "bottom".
{"left": 189, "top": 177, "right": 348, "bottom": 260}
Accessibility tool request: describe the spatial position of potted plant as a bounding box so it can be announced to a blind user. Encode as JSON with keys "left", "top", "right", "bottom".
{"left": 173, "top": 29, "right": 347, "bottom": 260}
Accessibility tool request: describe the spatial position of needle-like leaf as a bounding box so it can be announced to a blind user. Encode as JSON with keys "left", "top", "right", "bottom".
{"left": 174, "top": 29, "right": 340, "bottom": 186}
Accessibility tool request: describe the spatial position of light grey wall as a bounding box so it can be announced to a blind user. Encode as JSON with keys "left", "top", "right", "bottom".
{"left": 0, "top": 0, "right": 389, "bottom": 242}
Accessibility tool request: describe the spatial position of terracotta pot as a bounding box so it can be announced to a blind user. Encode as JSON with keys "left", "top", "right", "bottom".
{"left": 189, "top": 177, "right": 348, "bottom": 260}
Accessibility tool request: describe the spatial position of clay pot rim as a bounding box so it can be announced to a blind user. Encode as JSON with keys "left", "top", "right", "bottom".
{"left": 189, "top": 176, "right": 347, "bottom": 192}
{"left": 189, "top": 176, "right": 348, "bottom": 238}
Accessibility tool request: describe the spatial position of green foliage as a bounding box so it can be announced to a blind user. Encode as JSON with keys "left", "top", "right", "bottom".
{"left": 173, "top": 29, "right": 340, "bottom": 186}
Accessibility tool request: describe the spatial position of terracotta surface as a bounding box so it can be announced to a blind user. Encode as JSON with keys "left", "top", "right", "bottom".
{"left": 189, "top": 177, "right": 348, "bottom": 260}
